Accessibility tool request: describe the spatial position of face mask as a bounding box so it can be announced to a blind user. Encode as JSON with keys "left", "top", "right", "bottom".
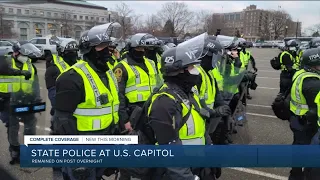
{"left": 86, "top": 48, "right": 110, "bottom": 72}
{"left": 166, "top": 70, "right": 200, "bottom": 93}
{"left": 132, "top": 49, "right": 145, "bottom": 61}
{"left": 289, "top": 47, "right": 296, "bottom": 51}
{"left": 17, "top": 55, "right": 29, "bottom": 63}
{"left": 200, "top": 56, "right": 213, "bottom": 71}
{"left": 62, "top": 52, "right": 78, "bottom": 66}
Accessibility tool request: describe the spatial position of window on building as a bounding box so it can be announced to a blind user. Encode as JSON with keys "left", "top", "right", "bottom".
{"left": 61, "top": 13, "right": 65, "bottom": 18}
{"left": 96, "top": 17, "right": 99, "bottom": 21}
{"left": 47, "top": 12, "right": 51, "bottom": 17}
{"left": 101, "top": 18, "right": 104, "bottom": 21}
{"left": 111, "top": 18, "right": 114, "bottom": 22}
{"left": 236, "top": 14, "right": 240, "bottom": 20}
{"left": 74, "top": 15, "right": 77, "bottom": 19}
{"left": 35, "top": 29, "right": 43, "bottom": 37}
{"left": 91, "top": 17, "right": 94, "bottom": 20}
{"left": 54, "top": 13, "right": 58, "bottom": 17}
{"left": 80, "top": 15, "right": 83, "bottom": 20}
{"left": 40, "top": 11, "right": 44, "bottom": 16}
{"left": 17, "top": 9, "right": 21, "bottom": 14}
{"left": 33, "top": 10, "right": 36, "bottom": 15}
{"left": 20, "top": 28, "right": 28, "bottom": 40}
{"left": 9, "top": 8, "right": 13, "bottom": 13}
{"left": 85, "top": 16, "right": 88, "bottom": 20}
{"left": 75, "top": 31, "right": 81, "bottom": 39}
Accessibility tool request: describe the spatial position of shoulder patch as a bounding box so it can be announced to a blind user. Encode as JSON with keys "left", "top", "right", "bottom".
{"left": 114, "top": 68, "right": 123, "bottom": 82}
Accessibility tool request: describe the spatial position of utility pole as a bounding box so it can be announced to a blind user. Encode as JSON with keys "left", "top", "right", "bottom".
{"left": 295, "top": 20, "right": 299, "bottom": 38}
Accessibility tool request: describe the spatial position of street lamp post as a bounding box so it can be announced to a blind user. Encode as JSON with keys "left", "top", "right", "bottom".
{"left": 108, "top": 11, "right": 111, "bottom": 22}
{"left": 60, "top": 24, "right": 63, "bottom": 37}
{"left": 285, "top": 26, "right": 288, "bottom": 37}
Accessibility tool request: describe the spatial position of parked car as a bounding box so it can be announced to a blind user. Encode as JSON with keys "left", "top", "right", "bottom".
{"left": 0, "top": 40, "right": 14, "bottom": 55}
{"left": 29, "top": 37, "right": 57, "bottom": 56}
{"left": 246, "top": 41, "right": 253, "bottom": 48}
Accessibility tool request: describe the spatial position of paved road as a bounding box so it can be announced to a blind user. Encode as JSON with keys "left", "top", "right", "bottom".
{"left": 0, "top": 48, "right": 292, "bottom": 180}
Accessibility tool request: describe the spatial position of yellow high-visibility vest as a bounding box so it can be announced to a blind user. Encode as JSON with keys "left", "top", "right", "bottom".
{"left": 52, "top": 54, "right": 70, "bottom": 74}
{"left": 290, "top": 69, "right": 320, "bottom": 116}
{"left": 11, "top": 58, "right": 35, "bottom": 94}
{"left": 148, "top": 83, "right": 206, "bottom": 145}
{"left": 64, "top": 60, "right": 120, "bottom": 131}
{"left": 196, "top": 65, "right": 216, "bottom": 108}
{"left": 119, "top": 58, "right": 158, "bottom": 103}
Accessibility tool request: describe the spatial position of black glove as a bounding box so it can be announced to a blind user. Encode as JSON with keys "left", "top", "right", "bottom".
{"left": 21, "top": 70, "right": 31, "bottom": 80}
{"left": 243, "top": 72, "right": 256, "bottom": 82}
{"left": 210, "top": 105, "right": 231, "bottom": 117}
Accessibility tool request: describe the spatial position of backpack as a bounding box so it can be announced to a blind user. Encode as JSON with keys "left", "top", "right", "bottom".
{"left": 270, "top": 56, "right": 281, "bottom": 70}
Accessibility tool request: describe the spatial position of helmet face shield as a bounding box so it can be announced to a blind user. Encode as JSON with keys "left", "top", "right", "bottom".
{"left": 86, "top": 22, "right": 122, "bottom": 47}
{"left": 177, "top": 32, "right": 208, "bottom": 64}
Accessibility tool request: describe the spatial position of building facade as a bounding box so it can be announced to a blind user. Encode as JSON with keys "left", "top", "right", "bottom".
{"left": 0, "top": 0, "right": 119, "bottom": 41}
{"left": 212, "top": 5, "right": 302, "bottom": 41}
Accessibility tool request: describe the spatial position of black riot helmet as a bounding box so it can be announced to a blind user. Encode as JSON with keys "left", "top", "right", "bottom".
{"left": 236, "top": 38, "right": 247, "bottom": 48}
{"left": 216, "top": 35, "right": 238, "bottom": 50}
{"left": 309, "top": 37, "right": 320, "bottom": 48}
{"left": 300, "top": 47, "right": 320, "bottom": 74}
{"left": 127, "top": 33, "right": 161, "bottom": 49}
{"left": 12, "top": 41, "right": 42, "bottom": 58}
{"left": 78, "top": 22, "right": 122, "bottom": 55}
{"left": 57, "top": 38, "right": 78, "bottom": 54}
{"left": 201, "top": 36, "right": 225, "bottom": 70}
{"left": 286, "top": 39, "right": 301, "bottom": 47}
{"left": 161, "top": 33, "right": 208, "bottom": 76}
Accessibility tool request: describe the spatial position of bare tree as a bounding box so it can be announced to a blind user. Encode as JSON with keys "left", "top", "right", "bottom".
{"left": 192, "top": 10, "right": 211, "bottom": 34}
{"left": 115, "top": 2, "right": 136, "bottom": 38}
{"left": 157, "top": 2, "right": 194, "bottom": 36}
{"left": 52, "top": 11, "right": 75, "bottom": 37}
{"left": 268, "top": 10, "right": 291, "bottom": 40}
{"left": 307, "top": 24, "right": 320, "bottom": 36}
{"left": 206, "top": 14, "right": 225, "bottom": 35}
{"left": 145, "top": 15, "right": 162, "bottom": 33}
{"left": 0, "top": 6, "right": 16, "bottom": 39}
{"left": 258, "top": 11, "right": 271, "bottom": 40}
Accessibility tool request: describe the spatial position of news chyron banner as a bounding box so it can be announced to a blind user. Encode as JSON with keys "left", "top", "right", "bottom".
{"left": 21, "top": 136, "right": 320, "bottom": 168}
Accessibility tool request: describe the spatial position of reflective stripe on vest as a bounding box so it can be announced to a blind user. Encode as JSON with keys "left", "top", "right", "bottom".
{"left": 155, "top": 53, "right": 164, "bottom": 83}
{"left": 70, "top": 60, "right": 120, "bottom": 131}
{"left": 53, "top": 54, "right": 70, "bottom": 74}
{"left": 196, "top": 65, "right": 216, "bottom": 108}
{"left": 120, "top": 58, "right": 158, "bottom": 103}
{"left": 290, "top": 69, "right": 320, "bottom": 116}
{"left": 315, "top": 92, "right": 320, "bottom": 127}
{"left": 11, "top": 58, "right": 35, "bottom": 93}
{"left": 148, "top": 84, "right": 206, "bottom": 145}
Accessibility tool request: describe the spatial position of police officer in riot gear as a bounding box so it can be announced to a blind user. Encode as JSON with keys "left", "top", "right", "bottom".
{"left": 197, "top": 36, "right": 232, "bottom": 145}
{"left": 278, "top": 39, "right": 301, "bottom": 94}
{"left": 147, "top": 33, "right": 217, "bottom": 179}
{"left": 106, "top": 40, "right": 120, "bottom": 69}
{"left": 114, "top": 33, "right": 160, "bottom": 180}
{"left": 237, "top": 40, "right": 257, "bottom": 99}
{"left": 113, "top": 33, "right": 159, "bottom": 132}
{"left": 5, "top": 42, "right": 41, "bottom": 164}
{"left": 45, "top": 38, "right": 78, "bottom": 135}
{"left": 53, "top": 23, "right": 122, "bottom": 180}
{"left": 289, "top": 48, "right": 320, "bottom": 180}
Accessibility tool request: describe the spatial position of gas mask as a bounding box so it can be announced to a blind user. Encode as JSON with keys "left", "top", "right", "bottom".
{"left": 17, "top": 55, "right": 29, "bottom": 63}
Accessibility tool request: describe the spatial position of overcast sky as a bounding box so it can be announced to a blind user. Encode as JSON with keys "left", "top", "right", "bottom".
{"left": 90, "top": 1, "right": 320, "bottom": 33}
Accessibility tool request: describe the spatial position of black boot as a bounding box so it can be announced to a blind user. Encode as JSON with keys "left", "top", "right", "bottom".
{"left": 9, "top": 145, "right": 20, "bottom": 165}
